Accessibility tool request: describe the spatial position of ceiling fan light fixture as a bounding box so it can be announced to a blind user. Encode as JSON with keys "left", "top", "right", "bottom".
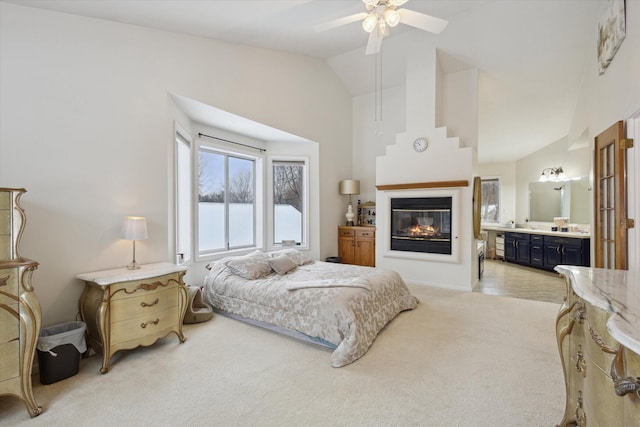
{"left": 362, "top": 14, "right": 378, "bottom": 33}
{"left": 362, "top": 0, "right": 379, "bottom": 8}
{"left": 384, "top": 9, "right": 400, "bottom": 27}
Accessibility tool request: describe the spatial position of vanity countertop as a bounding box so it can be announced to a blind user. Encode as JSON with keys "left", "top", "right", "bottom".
{"left": 482, "top": 225, "right": 590, "bottom": 239}
{"left": 555, "top": 265, "right": 640, "bottom": 355}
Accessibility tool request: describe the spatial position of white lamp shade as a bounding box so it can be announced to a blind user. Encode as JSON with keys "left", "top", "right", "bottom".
{"left": 122, "top": 216, "right": 148, "bottom": 240}
{"left": 339, "top": 180, "right": 360, "bottom": 195}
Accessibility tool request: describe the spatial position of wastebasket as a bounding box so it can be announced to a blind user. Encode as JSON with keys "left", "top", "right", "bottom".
{"left": 37, "top": 321, "right": 87, "bottom": 385}
{"left": 326, "top": 256, "right": 341, "bottom": 263}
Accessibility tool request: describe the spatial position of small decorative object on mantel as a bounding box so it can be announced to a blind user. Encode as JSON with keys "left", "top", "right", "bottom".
{"left": 339, "top": 180, "right": 360, "bottom": 226}
{"left": 359, "top": 201, "right": 376, "bottom": 226}
{"left": 597, "top": 0, "right": 626, "bottom": 75}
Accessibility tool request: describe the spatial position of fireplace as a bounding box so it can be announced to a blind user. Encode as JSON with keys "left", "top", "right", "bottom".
{"left": 390, "top": 197, "right": 452, "bottom": 254}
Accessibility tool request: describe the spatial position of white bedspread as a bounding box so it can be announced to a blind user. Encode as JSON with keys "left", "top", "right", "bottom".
{"left": 203, "top": 258, "right": 418, "bottom": 367}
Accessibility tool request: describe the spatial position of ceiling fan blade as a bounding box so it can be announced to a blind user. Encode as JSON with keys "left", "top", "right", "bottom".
{"left": 398, "top": 9, "right": 448, "bottom": 34}
{"left": 365, "top": 29, "right": 382, "bottom": 55}
{"left": 314, "top": 12, "right": 368, "bottom": 32}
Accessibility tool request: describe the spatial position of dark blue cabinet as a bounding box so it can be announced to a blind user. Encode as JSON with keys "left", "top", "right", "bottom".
{"left": 504, "top": 231, "right": 589, "bottom": 271}
{"left": 543, "top": 236, "right": 590, "bottom": 270}
{"left": 530, "top": 235, "right": 544, "bottom": 267}
{"left": 505, "top": 232, "right": 530, "bottom": 265}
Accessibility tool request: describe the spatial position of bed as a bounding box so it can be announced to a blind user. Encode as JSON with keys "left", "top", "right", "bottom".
{"left": 202, "top": 249, "right": 418, "bottom": 367}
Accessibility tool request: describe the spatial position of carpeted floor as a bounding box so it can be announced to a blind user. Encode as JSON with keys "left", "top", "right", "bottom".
{"left": 1, "top": 285, "right": 565, "bottom": 426}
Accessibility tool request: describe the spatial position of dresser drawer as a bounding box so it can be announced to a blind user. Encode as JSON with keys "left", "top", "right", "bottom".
{"left": 0, "top": 269, "right": 18, "bottom": 305}
{"left": 109, "top": 273, "right": 180, "bottom": 301}
{"left": 338, "top": 228, "right": 355, "bottom": 237}
{"left": 0, "top": 340, "right": 20, "bottom": 381}
{"left": 110, "top": 306, "right": 179, "bottom": 345}
{"left": 110, "top": 287, "right": 178, "bottom": 320}
{"left": 0, "top": 304, "right": 19, "bottom": 344}
{"left": 584, "top": 306, "right": 618, "bottom": 372}
{"left": 355, "top": 228, "right": 375, "bottom": 239}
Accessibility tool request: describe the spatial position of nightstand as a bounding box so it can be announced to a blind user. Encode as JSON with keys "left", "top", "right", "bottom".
{"left": 76, "top": 262, "right": 188, "bottom": 373}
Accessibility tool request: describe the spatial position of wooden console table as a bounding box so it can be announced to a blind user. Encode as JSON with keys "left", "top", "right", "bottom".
{"left": 555, "top": 266, "right": 639, "bottom": 426}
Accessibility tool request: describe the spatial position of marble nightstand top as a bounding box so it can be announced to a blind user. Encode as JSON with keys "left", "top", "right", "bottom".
{"left": 555, "top": 265, "right": 640, "bottom": 354}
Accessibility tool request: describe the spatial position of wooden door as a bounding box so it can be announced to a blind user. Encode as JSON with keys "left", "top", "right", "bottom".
{"left": 594, "top": 121, "right": 629, "bottom": 269}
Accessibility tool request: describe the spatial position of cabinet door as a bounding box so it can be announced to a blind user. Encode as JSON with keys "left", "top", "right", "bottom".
{"left": 516, "top": 239, "right": 530, "bottom": 263}
{"left": 504, "top": 237, "right": 516, "bottom": 261}
{"left": 544, "top": 243, "right": 562, "bottom": 269}
{"left": 338, "top": 236, "right": 355, "bottom": 265}
{"left": 563, "top": 245, "right": 584, "bottom": 266}
{"left": 355, "top": 238, "right": 375, "bottom": 267}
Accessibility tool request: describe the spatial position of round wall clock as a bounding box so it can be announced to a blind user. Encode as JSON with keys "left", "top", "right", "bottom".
{"left": 413, "top": 137, "right": 428, "bottom": 152}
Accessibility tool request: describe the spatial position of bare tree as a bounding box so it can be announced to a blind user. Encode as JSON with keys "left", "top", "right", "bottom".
{"left": 198, "top": 152, "right": 224, "bottom": 202}
{"left": 229, "top": 170, "right": 254, "bottom": 203}
{"left": 274, "top": 164, "right": 302, "bottom": 212}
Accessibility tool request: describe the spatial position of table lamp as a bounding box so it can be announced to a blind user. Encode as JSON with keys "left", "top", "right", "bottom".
{"left": 339, "top": 180, "right": 360, "bottom": 226}
{"left": 122, "top": 216, "right": 148, "bottom": 270}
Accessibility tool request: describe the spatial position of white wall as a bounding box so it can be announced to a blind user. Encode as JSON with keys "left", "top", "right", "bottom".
{"left": 0, "top": 3, "right": 352, "bottom": 326}
{"left": 442, "top": 68, "right": 479, "bottom": 149}
{"left": 352, "top": 86, "right": 406, "bottom": 204}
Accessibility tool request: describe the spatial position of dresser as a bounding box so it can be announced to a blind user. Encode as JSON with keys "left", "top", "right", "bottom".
{"left": 76, "top": 263, "right": 188, "bottom": 373}
{"left": 338, "top": 226, "right": 375, "bottom": 267}
{"left": 555, "top": 266, "right": 639, "bottom": 426}
{"left": 0, "top": 188, "right": 42, "bottom": 417}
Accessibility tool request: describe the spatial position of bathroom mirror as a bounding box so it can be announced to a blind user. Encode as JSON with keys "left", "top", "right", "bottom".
{"left": 528, "top": 177, "right": 590, "bottom": 224}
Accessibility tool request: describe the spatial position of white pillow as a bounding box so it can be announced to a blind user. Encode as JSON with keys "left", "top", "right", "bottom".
{"left": 226, "top": 251, "right": 272, "bottom": 280}
{"left": 268, "top": 248, "right": 313, "bottom": 266}
{"left": 268, "top": 254, "right": 298, "bottom": 275}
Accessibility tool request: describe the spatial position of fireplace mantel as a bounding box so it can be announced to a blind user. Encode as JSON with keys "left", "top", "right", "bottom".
{"left": 376, "top": 180, "right": 469, "bottom": 191}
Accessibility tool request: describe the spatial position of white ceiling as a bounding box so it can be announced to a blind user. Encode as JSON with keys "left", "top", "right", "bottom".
{"left": 4, "top": 0, "right": 607, "bottom": 162}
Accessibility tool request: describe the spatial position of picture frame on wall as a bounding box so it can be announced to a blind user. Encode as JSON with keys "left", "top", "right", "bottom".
{"left": 597, "top": 0, "right": 626, "bottom": 75}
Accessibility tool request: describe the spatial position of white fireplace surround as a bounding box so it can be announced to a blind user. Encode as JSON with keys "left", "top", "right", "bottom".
{"left": 378, "top": 188, "right": 461, "bottom": 264}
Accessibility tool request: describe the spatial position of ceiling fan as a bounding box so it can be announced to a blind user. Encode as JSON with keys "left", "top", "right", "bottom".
{"left": 315, "top": 0, "right": 448, "bottom": 55}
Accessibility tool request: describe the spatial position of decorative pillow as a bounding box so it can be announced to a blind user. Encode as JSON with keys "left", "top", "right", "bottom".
{"left": 226, "top": 251, "right": 272, "bottom": 280}
{"left": 268, "top": 248, "right": 313, "bottom": 266}
{"left": 268, "top": 254, "right": 298, "bottom": 275}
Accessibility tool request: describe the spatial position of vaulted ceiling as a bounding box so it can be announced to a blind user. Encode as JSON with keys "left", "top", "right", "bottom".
{"left": 4, "top": 0, "right": 607, "bottom": 162}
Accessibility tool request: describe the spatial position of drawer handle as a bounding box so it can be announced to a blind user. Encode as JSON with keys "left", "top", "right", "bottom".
{"left": 575, "top": 345, "right": 586, "bottom": 377}
{"left": 141, "top": 298, "right": 159, "bottom": 308}
{"left": 140, "top": 318, "right": 160, "bottom": 328}
{"left": 575, "top": 391, "right": 586, "bottom": 426}
{"left": 610, "top": 348, "right": 640, "bottom": 397}
{"left": 0, "top": 275, "right": 9, "bottom": 286}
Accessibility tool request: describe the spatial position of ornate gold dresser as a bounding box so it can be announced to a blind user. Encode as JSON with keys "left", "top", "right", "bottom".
{"left": 76, "top": 263, "right": 188, "bottom": 373}
{"left": 555, "top": 266, "right": 639, "bottom": 426}
{"left": 0, "top": 188, "right": 42, "bottom": 417}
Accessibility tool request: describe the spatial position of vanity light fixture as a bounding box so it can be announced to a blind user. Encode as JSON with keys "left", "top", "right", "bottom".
{"left": 539, "top": 167, "right": 569, "bottom": 182}
{"left": 122, "top": 216, "right": 148, "bottom": 270}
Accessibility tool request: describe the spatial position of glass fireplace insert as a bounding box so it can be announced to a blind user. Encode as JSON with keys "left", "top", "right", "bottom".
{"left": 390, "top": 197, "right": 452, "bottom": 254}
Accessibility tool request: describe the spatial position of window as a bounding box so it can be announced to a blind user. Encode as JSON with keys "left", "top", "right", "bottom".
{"left": 197, "top": 146, "right": 258, "bottom": 256}
{"left": 174, "top": 132, "right": 310, "bottom": 262}
{"left": 272, "top": 160, "right": 306, "bottom": 246}
{"left": 481, "top": 178, "right": 500, "bottom": 223}
{"left": 175, "top": 132, "right": 191, "bottom": 264}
